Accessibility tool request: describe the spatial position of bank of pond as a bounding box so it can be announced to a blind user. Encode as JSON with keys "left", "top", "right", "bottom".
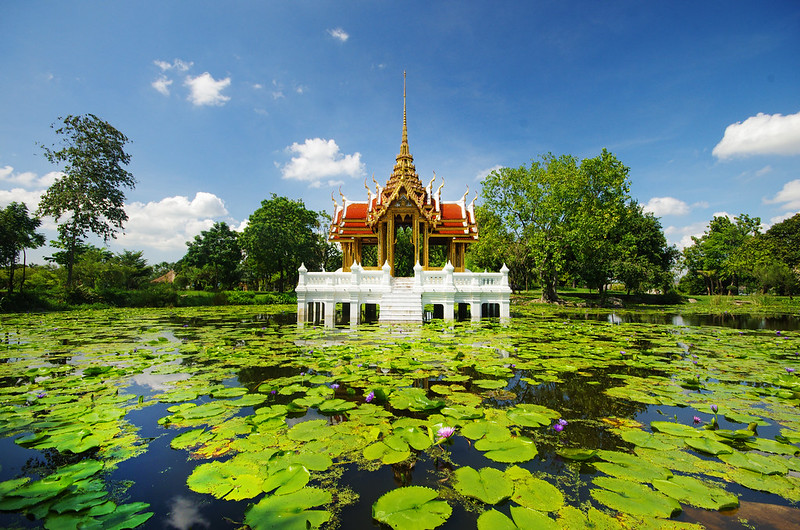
{"left": 0, "top": 304, "right": 798, "bottom": 529}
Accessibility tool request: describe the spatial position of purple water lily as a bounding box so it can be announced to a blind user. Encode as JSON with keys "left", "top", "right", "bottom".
{"left": 693, "top": 416, "right": 701, "bottom": 425}
{"left": 36, "top": 392, "right": 47, "bottom": 399}
{"left": 553, "top": 423, "right": 564, "bottom": 433}
{"left": 437, "top": 426, "right": 456, "bottom": 439}
{"left": 711, "top": 404, "right": 718, "bottom": 414}
{"left": 270, "top": 390, "right": 277, "bottom": 395}
{"left": 365, "top": 391, "right": 375, "bottom": 403}
{"left": 331, "top": 383, "right": 340, "bottom": 389}
{"left": 787, "top": 367, "right": 796, "bottom": 374}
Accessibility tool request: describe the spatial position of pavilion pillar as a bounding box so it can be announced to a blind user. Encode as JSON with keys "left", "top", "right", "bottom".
{"left": 387, "top": 216, "right": 395, "bottom": 276}
{"left": 412, "top": 213, "right": 420, "bottom": 266}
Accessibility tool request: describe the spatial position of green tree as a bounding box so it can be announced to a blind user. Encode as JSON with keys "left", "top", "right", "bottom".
{"left": 683, "top": 214, "right": 760, "bottom": 295}
{"left": 466, "top": 206, "right": 533, "bottom": 290}
{"left": 181, "top": 222, "right": 242, "bottom": 290}
{"left": 37, "top": 114, "right": 136, "bottom": 287}
{"left": 0, "top": 202, "right": 46, "bottom": 294}
{"left": 480, "top": 150, "right": 631, "bottom": 301}
{"left": 611, "top": 204, "right": 678, "bottom": 294}
{"left": 764, "top": 213, "right": 800, "bottom": 269}
{"left": 111, "top": 250, "right": 152, "bottom": 289}
{"left": 240, "top": 195, "right": 320, "bottom": 292}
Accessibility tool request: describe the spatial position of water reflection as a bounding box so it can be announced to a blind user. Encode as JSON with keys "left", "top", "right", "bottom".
{"left": 583, "top": 311, "right": 800, "bottom": 330}
{"left": 165, "top": 496, "right": 209, "bottom": 530}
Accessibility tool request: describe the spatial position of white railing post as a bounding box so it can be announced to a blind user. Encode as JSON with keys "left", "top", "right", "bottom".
{"left": 413, "top": 261, "right": 423, "bottom": 289}
{"left": 382, "top": 260, "right": 392, "bottom": 287}
{"left": 297, "top": 262, "right": 307, "bottom": 287}
{"left": 500, "top": 263, "right": 510, "bottom": 288}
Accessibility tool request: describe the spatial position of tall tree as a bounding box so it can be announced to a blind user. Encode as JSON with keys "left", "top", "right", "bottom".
{"left": 240, "top": 195, "right": 320, "bottom": 292}
{"left": 480, "top": 150, "right": 631, "bottom": 301}
{"left": 683, "top": 214, "right": 761, "bottom": 295}
{"left": 0, "top": 202, "right": 46, "bottom": 294}
{"left": 181, "top": 222, "right": 242, "bottom": 290}
{"left": 37, "top": 114, "right": 136, "bottom": 287}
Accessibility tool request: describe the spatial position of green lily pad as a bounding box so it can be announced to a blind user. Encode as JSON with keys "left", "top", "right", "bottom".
{"left": 389, "top": 388, "right": 445, "bottom": 412}
{"left": 474, "top": 436, "right": 538, "bottom": 463}
{"left": 685, "top": 436, "right": 734, "bottom": 456}
{"left": 591, "top": 476, "right": 682, "bottom": 518}
{"left": 453, "top": 466, "right": 513, "bottom": 504}
{"left": 652, "top": 475, "right": 738, "bottom": 510}
{"left": 372, "top": 486, "right": 452, "bottom": 530}
{"left": 245, "top": 487, "right": 332, "bottom": 530}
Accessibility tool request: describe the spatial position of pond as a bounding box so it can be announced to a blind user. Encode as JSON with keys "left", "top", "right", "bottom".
{"left": 0, "top": 305, "right": 798, "bottom": 529}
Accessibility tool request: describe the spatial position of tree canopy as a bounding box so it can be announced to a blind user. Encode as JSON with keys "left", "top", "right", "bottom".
{"left": 472, "top": 150, "right": 670, "bottom": 301}
{"left": 37, "top": 114, "right": 136, "bottom": 287}
{"left": 0, "top": 202, "right": 45, "bottom": 294}
{"left": 181, "top": 222, "right": 242, "bottom": 290}
{"left": 239, "top": 195, "right": 321, "bottom": 292}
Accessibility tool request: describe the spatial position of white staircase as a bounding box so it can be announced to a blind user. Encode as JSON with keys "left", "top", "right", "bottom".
{"left": 379, "top": 277, "right": 422, "bottom": 322}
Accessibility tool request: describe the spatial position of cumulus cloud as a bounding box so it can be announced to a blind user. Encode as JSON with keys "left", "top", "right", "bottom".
{"left": 185, "top": 72, "right": 231, "bottom": 106}
{"left": 769, "top": 211, "right": 800, "bottom": 226}
{"left": 765, "top": 179, "right": 800, "bottom": 211}
{"left": 0, "top": 167, "right": 63, "bottom": 210}
{"left": 155, "top": 59, "right": 193, "bottom": 72}
{"left": 280, "top": 138, "right": 365, "bottom": 188}
{"left": 151, "top": 75, "right": 173, "bottom": 96}
{"left": 713, "top": 111, "right": 800, "bottom": 159}
{"left": 643, "top": 197, "right": 690, "bottom": 217}
{"left": 327, "top": 28, "right": 349, "bottom": 42}
{"left": 117, "top": 192, "right": 230, "bottom": 251}
{"left": 474, "top": 165, "right": 503, "bottom": 181}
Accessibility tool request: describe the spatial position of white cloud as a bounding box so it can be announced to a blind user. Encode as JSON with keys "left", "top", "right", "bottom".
{"left": 0, "top": 188, "right": 45, "bottom": 210}
{"left": 765, "top": 179, "right": 800, "bottom": 211}
{"left": 0, "top": 166, "right": 61, "bottom": 189}
{"left": 281, "top": 138, "right": 365, "bottom": 188}
{"left": 643, "top": 197, "right": 690, "bottom": 217}
{"left": 474, "top": 165, "right": 503, "bottom": 181}
{"left": 713, "top": 111, "right": 800, "bottom": 159}
{"left": 117, "top": 192, "right": 230, "bottom": 251}
{"left": 184, "top": 72, "right": 231, "bottom": 106}
{"left": 151, "top": 75, "right": 173, "bottom": 96}
{"left": 327, "top": 28, "right": 349, "bottom": 42}
{"left": 769, "top": 211, "right": 800, "bottom": 226}
{"left": 755, "top": 165, "right": 773, "bottom": 177}
{"left": 155, "top": 58, "right": 193, "bottom": 72}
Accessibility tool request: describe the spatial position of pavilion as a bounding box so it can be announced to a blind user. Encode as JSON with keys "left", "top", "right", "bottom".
{"left": 296, "top": 74, "right": 510, "bottom": 326}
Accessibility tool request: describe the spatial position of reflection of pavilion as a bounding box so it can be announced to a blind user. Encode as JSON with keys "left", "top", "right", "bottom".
{"left": 296, "top": 74, "right": 510, "bottom": 326}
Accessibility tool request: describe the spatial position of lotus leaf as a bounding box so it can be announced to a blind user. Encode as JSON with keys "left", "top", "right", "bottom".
{"left": 388, "top": 388, "right": 444, "bottom": 412}
{"left": 685, "top": 436, "right": 733, "bottom": 456}
{"left": 211, "top": 387, "right": 248, "bottom": 398}
{"left": 591, "top": 476, "right": 681, "bottom": 518}
{"left": 372, "top": 486, "right": 452, "bottom": 530}
{"left": 460, "top": 421, "right": 509, "bottom": 441}
{"left": 476, "top": 508, "right": 517, "bottom": 530}
{"left": 619, "top": 429, "right": 678, "bottom": 450}
{"left": 441, "top": 405, "right": 483, "bottom": 420}
{"left": 287, "top": 419, "right": 328, "bottom": 442}
{"left": 186, "top": 459, "right": 264, "bottom": 501}
{"left": 650, "top": 421, "right": 702, "bottom": 438}
{"left": 594, "top": 451, "right": 672, "bottom": 483}
{"left": 364, "top": 439, "right": 411, "bottom": 464}
{"left": 472, "top": 379, "right": 507, "bottom": 389}
{"left": 556, "top": 448, "right": 598, "bottom": 461}
{"left": 652, "top": 475, "right": 738, "bottom": 510}
{"left": 317, "top": 398, "right": 357, "bottom": 413}
{"left": 510, "top": 472, "right": 564, "bottom": 512}
{"left": 263, "top": 463, "right": 310, "bottom": 495}
{"left": 719, "top": 450, "right": 789, "bottom": 475}
{"left": 453, "top": 466, "right": 513, "bottom": 504}
{"left": 745, "top": 437, "right": 799, "bottom": 455}
{"left": 506, "top": 404, "right": 560, "bottom": 428}
{"left": 475, "top": 435, "right": 538, "bottom": 463}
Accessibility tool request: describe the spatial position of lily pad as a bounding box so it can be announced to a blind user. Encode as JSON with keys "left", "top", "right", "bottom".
{"left": 245, "top": 487, "right": 332, "bottom": 530}
{"left": 591, "top": 476, "right": 682, "bottom": 518}
{"left": 453, "top": 466, "right": 513, "bottom": 504}
{"left": 652, "top": 475, "right": 738, "bottom": 510}
{"left": 372, "top": 486, "right": 452, "bottom": 530}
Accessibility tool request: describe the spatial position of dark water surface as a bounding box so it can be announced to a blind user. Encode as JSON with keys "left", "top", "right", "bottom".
{"left": 1, "top": 307, "right": 798, "bottom": 529}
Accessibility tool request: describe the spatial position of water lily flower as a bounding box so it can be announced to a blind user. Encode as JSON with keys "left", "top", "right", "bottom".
{"left": 300, "top": 372, "right": 305, "bottom": 376}
{"left": 270, "top": 390, "right": 277, "bottom": 395}
{"left": 693, "top": 416, "right": 701, "bottom": 425}
{"left": 558, "top": 418, "right": 568, "bottom": 426}
{"left": 776, "top": 331, "right": 781, "bottom": 336}
{"left": 787, "top": 367, "right": 796, "bottom": 374}
{"left": 620, "top": 351, "right": 626, "bottom": 355}
{"left": 365, "top": 391, "right": 375, "bottom": 403}
{"left": 553, "top": 423, "right": 564, "bottom": 433}
{"left": 711, "top": 404, "right": 718, "bottom": 414}
{"left": 331, "top": 383, "right": 340, "bottom": 389}
{"left": 437, "top": 426, "right": 456, "bottom": 439}
{"left": 36, "top": 392, "right": 47, "bottom": 399}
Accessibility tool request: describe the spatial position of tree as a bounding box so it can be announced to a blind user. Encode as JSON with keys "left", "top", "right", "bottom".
{"left": 0, "top": 202, "right": 45, "bottom": 294}
{"left": 466, "top": 206, "right": 533, "bottom": 290}
{"left": 479, "top": 150, "right": 631, "bottom": 301}
{"left": 683, "top": 214, "right": 760, "bottom": 295}
{"left": 37, "top": 114, "right": 136, "bottom": 287}
{"left": 240, "top": 195, "right": 320, "bottom": 292}
{"left": 181, "top": 222, "right": 242, "bottom": 290}
{"left": 611, "top": 204, "right": 678, "bottom": 294}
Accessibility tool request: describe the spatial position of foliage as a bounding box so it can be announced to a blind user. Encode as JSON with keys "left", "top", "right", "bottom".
{"left": 682, "top": 214, "right": 760, "bottom": 295}
{"left": 0, "top": 202, "right": 45, "bottom": 294}
{"left": 38, "top": 114, "right": 136, "bottom": 287}
{"left": 180, "top": 222, "right": 242, "bottom": 290}
{"left": 240, "top": 195, "right": 322, "bottom": 291}
{"left": 475, "top": 150, "right": 664, "bottom": 301}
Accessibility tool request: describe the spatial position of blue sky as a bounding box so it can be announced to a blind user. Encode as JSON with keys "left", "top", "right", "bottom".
{"left": 1, "top": 1, "right": 799, "bottom": 265}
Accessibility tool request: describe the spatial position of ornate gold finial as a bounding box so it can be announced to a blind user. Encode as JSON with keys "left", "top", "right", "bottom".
{"left": 401, "top": 71, "right": 408, "bottom": 155}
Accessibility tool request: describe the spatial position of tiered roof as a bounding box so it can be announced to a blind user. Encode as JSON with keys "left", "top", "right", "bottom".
{"left": 329, "top": 75, "right": 478, "bottom": 243}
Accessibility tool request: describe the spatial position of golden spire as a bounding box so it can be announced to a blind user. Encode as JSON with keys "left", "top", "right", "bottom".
{"left": 401, "top": 71, "right": 408, "bottom": 154}
{"left": 393, "top": 71, "right": 414, "bottom": 179}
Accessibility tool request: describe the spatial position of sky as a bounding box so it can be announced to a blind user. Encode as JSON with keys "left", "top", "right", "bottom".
{"left": 1, "top": 1, "right": 799, "bottom": 265}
